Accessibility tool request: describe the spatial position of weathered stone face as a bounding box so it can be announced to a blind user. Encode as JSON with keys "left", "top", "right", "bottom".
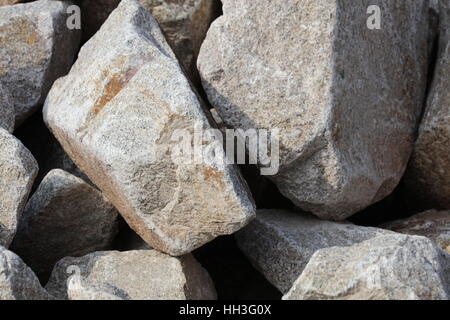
{"left": 0, "top": 128, "right": 38, "bottom": 248}
{"left": 283, "top": 234, "right": 450, "bottom": 300}
{"left": 236, "top": 209, "right": 391, "bottom": 293}
{"left": 0, "top": 84, "right": 14, "bottom": 133}
{"left": 403, "top": 1, "right": 450, "bottom": 212}
{"left": 0, "top": 0, "right": 80, "bottom": 125}
{"left": 11, "top": 169, "right": 119, "bottom": 276}
{"left": 46, "top": 250, "right": 217, "bottom": 300}
{"left": 198, "top": 0, "right": 430, "bottom": 220}
{"left": 44, "top": 0, "right": 255, "bottom": 256}
{"left": 0, "top": 246, "right": 51, "bottom": 300}
{"left": 381, "top": 209, "right": 450, "bottom": 254}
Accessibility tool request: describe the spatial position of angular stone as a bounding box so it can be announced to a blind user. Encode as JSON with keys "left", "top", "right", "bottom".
{"left": 11, "top": 169, "right": 119, "bottom": 276}
{"left": 46, "top": 250, "right": 217, "bottom": 300}
{"left": 0, "top": 246, "right": 51, "bottom": 300}
{"left": 284, "top": 234, "right": 450, "bottom": 300}
{"left": 0, "top": 84, "right": 14, "bottom": 133}
{"left": 381, "top": 210, "right": 450, "bottom": 254}
{"left": 403, "top": 1, "right": 450, "bottom": 211}
{"left": 0, "top": 0, "right": 80, "bottom": 125}
{"left": 0, "top": 128, "right": 38, "bottom": 247}
{"left": 43, "top": 0, "right": 255, "bottom": 256}
{"left": 235, "top": 209, "right": 391, "bottom": 293}
{"left": 81, "top": 0, "right": 217, "bottom": 80}
{"left": 198, "top": 0, "right": 430, "bottom": 220}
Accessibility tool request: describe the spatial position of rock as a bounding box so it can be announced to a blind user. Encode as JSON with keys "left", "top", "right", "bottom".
{"left": 381, "top": 210, "right": 450, "bottom": 254}
{"left": 0, "top": 0, "right": 23, "bottom": 6}
{"left": 0, "top": 84, "right": 14, "bottom": 133}
{"left": 198, "top": 0, "right": 430, "bottom": 220}
{"left": 0, "top": 0, "right": 81, "bottom": 125}
{"left": 0, "top": 128, "right": 38, "bottom": 247}
{"left": 0, "top": 246, "right": 51, "bottom": 300}
{"left": 46, "top": 250, "right": 217, "bottom": 300}
{"left": 235, "top": 209, "right": 391, "bottom": 293}
{"left": 11, "top": 169, "right": 119, "bottom": 276}
{"left": 81, "top": 0, "right": 218, "bottom": 80}
{"left": 284, "top": 234, "right": 450, "bottom": 300}
{"left": 403, "top": 1, "right": 450, "bottom": 211}
{"left": 43, "top": 0, "right": 255, "bottom": 256}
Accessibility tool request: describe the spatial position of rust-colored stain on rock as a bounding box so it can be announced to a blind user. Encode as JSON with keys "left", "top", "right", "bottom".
{"left": 202, "top": 167, "right": 225, "bottom": 188}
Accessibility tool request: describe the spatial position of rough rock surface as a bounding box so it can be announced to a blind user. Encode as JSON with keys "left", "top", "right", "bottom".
{"left": 0, "top": 246, "right": 51, "bottom": 300}
{"left": 198, "top": 0, "right": 430, "bottom": 220}
{"left": 236, "top": 209, "right": 391, "bottom": 293}
{"left": 81, "top": 0, "right": 218, "bottom": 80}
{"left": 0, "top": 84, "right": 14, "bottom": 133}
{"left": 44, "top": 0, "right": 255, "bottom": 256}
{"left": 11, "top": 169, "right": 119, "bottom": 276}
{"left": 284, "top": 234, "right": 450, "bottom": 300}
{"left": 0, "top": 128, "right": 38, "bottom": 247}
{"left": 0, "top": 0, "right": 80, "bottom": 125}
{"left": 381, "top": 210, "right": 450, "bottom": 254}
{"left": 46, "top": 250, "right": 217, "bottom": 300}
{"left": 404, "top": 1, "right": 450, "bottom": 211}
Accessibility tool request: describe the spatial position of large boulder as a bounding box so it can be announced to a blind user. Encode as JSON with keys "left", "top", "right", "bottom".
{"left": 198, "top": 0, "right": 430, "bottom": 220}
{"left": 381, "top": 209, "right": 450, "bottom": 254}
{"left": 284, "top": 234, "right": 450, "bottom": 300}
{"left": 0, "top": 246, "right": 51, "bottom": 300}
{"left": 235, "top": 209, "right": 390, "bottom": 293}
{"left": 11, "top": 169, "right": 119, "bottom": 276}
{"left": 0, "top": 0, "right": 80, "bottom": 125}
{"left": 403, "top": 1, "right": 450, "bottom": 211}
{"left": 46, "top": 250, "right": 217, "bottom": 300}
{"left": 43, "top": 0, "right": 255, "bottom": 256}
{"left": 0, "top": 128, "right": 38, "bottom": 247}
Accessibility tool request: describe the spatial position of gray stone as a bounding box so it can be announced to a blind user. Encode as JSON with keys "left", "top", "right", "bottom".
{"left": 43, "top": 0, "right": 255, "bottom": 256}
{"left": 0, "top": 128, "right": 38, "bottom": 247}
{"left": 11, "top": 169, "right": 119, "bottom": 276}
{"left": 0, "top": 0, "right": 80, "bottom": 125}
{"left": 284, "top": 234, "right": 450, "bottom": 300}
{"left": 236, "top": 209, "right": 391, "bottom": 293}
{"left": 403, "top": 1, "right": 450, "bottom": 211}
{"left": 0, "top": 245, "right": 51, "bottom": 300}
{"left": 198, "top": 0, "right": 430, "bottom": 220}
{"left": 381, "top": 209, "right": 450, "bottom": 254}
{"left": 46, "top": 250, "right": 217, "bottom": 300}
{"left": 0, "top": 84, "right": 14, "bottom": 133}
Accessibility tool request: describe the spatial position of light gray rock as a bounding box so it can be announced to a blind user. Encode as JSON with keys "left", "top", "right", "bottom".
{"left": 0, "top": 84, "right": 14, "bottom": 133}
{"left": 46, "top": 250, "right": 217, "bottom": 300}
{"left": 81, "top": 0, "right": 218, "bottom": 80}
{"left": 0, "top": 246, "right": 51, "bottom": 300}
{"left": 235, "top": 209, "right": 391, "bottom": 293}
{"left": 11, "top": 169, "right": 119, "bottom": 276}
{"left": 0, "top": 0, "right": 80, "bottom": 125}
{"left": 404, "top": 1, "right": 450, "bottom": 211}
{"left": 284, "top": 234, "right": 450, "bottom": 300}
{"left": 198, "top": 0, "right": 430, "bottom": 220}
{"left": 0, "top": 128, "right": 38, "bottom": 247}
{"left": 381, "top": 210, "right": 450, "bottom": 254}
{"left": 43, "top": 0, "right": 255, "bottom": 256}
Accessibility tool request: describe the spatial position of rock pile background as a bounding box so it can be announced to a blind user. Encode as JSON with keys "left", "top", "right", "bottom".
{"left": 0, "top": 0, "right": 449, "bottom": 300}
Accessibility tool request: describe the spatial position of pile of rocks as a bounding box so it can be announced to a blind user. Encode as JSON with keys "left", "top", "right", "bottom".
{"left": 0, "top": 0, "right": 449, "bottom": 300}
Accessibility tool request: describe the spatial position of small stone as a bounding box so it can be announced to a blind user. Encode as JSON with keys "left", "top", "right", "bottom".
{"left": 198, "top": 0, "right": 430, "bottom": 220}
{"left": 284, "top": 234, "right": 450, "bottom": 300}
{"left": 44, "top": 0, "right": 255, "bottom": 256}
{"left": 0, "top": 128, "right": 38, "bottom": 247}
{"left": 403, "top": 1, "right": 450, "bottom": 211}
{"left": 0, "top": 0, "right": 81, "bottom": 125}
{"left": 0, "top": 84, "right": 14, "bottom": 133}
{"left": 236, "top": 209, "right": 391, "bottom": 293}
{"left": 11, "top": 169, "right": 119, "bottom": 276}
{"left": 46, "top": 250, "right": 217, "bottom": 300}
{"left": 381, "top": 209, "right": 450, "bottom": 254}
{"left": 0, "top": 245, "right": 51, "bottom": 300}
